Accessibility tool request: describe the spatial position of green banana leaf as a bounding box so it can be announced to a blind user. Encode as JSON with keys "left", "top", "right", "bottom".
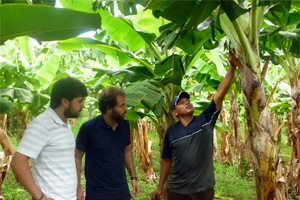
{"left": 58, "top": 37, "right": 153, "bottom": 69}
{"left": 35, "top": 50, "right": 64, "bottom": 87}
{"left": 0, "top": 4, "right": 101, "bottom": 44}
{"left": 0, "top": 87, "right": 34, "bottom": 104}
{"left": 0, "top": 97, "right": 14, "bottom": 114}
{"left": 99, "top": 9, "right": 156, "bottom": 52}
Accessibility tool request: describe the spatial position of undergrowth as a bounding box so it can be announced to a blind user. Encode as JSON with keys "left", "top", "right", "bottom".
{"left": 2, "top": 109, "right": 295, "bottom": 200}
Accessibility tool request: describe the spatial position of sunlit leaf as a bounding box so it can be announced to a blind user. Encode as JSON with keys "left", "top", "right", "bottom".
{"left": 0, "top": 4, "right": 101, "bottom": 44}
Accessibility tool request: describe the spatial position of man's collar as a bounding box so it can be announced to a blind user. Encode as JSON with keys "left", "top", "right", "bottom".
{"left": 98, "top": 114, "right": 108, "bottom": 127}
{"left": 46, "top": 107, "right": 70, "bottom": 126}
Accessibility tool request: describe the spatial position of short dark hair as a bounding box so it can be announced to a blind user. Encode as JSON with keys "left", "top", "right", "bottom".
{"left": 98, "top": 87, "right": 125, "bottom": 114}
{"left": 50, "top": 77, "right": 88, "bottom": 109}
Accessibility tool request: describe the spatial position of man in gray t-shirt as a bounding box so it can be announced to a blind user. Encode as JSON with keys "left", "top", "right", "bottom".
{"left": 151, "top": 57, "right": 237, "bottom": 200}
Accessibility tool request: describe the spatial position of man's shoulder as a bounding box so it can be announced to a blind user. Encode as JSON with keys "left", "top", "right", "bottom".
{"left": 119, "top": 119, "right": 129, "bottom": 126}
{"left": 82, "top": 115, "right": 101, "bottom": 127}
{"left": 167, "top": 121, "right": 181, "bottom": 132}
{"left": 29, "top": 111, "right": 51, "bottom": 126}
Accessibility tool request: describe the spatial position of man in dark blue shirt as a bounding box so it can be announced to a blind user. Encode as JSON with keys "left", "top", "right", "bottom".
{"left": 75, "top": 87, "right": 140, "bottom": 200}
{"left": 151, "top": 57, "right": 237, "bottom": 200}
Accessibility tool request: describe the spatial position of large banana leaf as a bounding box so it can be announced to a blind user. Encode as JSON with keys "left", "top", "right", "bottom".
{"left": 0, "top": 97, "right": 14, "bottom": 114}
{"left": 0, "top": 87, "right": 34, "bottom": 104}
{"left": 34, "top": 50, "right": 64, "bottom": 87}
{"left": 17, "top": 36, "right": 37, "bottom": 64}
{"left": 219, "top": 0, "right": 249, "bottom": 22}
{"left": 185, "top": 0, "right": 219, "bottom": 29}
{"left": 205, "top": 49, "right": 226, "bottom": 77}
{"left": 58, "top": 37, "right": 153, "bottom": 69}
{"left": 124, "top": 81, "right": 164, "bottom": 111}
{"left": 175, "top": 29, "right": 212, "bottom": 55}
{"left": 132, "top": 9, "right": 162, "bottom": 36}
{"left": 0, "top": 4, "right": 101, "bottom": 44}
{"left": 99, "top": 9, "right": 156, "bottom": 52}
{"left": 154, "top": 54, "right": 184, "bottom": 77}
{"left": 92, "top": 65, "right": 155, "bottom": 83}
{"left": 58, "top": 0, "right": 95, "bottom": 13}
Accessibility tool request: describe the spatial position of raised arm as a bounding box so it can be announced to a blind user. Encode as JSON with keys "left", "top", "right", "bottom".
{"left": 213, "top": 52, "right": 237, "bottom": 111}
{"left": 125, "top": 145, "right": 140, "bottom": 197}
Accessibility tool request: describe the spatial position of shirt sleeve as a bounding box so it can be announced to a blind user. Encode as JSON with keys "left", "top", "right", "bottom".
{"left": 199, "top": 100, "right": 219, "bottom": 120}
{"left": 161, "top": 130, "right": 172, "bottom": 158}
{"left": 17, "top": 120, "right": 49, "bottom": 159}
{"left": 76, "top": 123, "right": 90, "bottom": 152}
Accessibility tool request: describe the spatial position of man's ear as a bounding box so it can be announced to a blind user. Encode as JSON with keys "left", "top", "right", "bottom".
{"left": 61, "top": 98, "right": 70, "bottom": 108}
{"left": 172, "top": 110, "right": 178, "bottom": 116}
{"left": 106, "top": 107, "right": 112, "bottom": 114}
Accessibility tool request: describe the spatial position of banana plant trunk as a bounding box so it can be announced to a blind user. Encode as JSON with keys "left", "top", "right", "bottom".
{"left": 231, "top": 54, "right": 286, "bottom": 199}
{"left": 276, "top": 54, "right": 300, "bottom": 196}
{"left": 136, "top": 117, "right": 156, "bottom": 183}
{"left": 219, "top": 0, "right": 287, "bottom": 196}
{"left": 270, "top": 111, "right": 283, "bottom": 144}
{"left": 287, "top": 74, "right": 300, "bottom": 196}
{"left": 229, "top": 90, "right": 244, "bottom": 172}
{"left": 219, "top": 109, "right": 233, "bottom": 164}
{"left": 0, "top": 114, "right": 15, "bottom": 200}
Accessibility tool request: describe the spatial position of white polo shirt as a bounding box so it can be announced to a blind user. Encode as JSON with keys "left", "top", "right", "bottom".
{"left": 17, "top": 107, "right": 77, "bottom": 200}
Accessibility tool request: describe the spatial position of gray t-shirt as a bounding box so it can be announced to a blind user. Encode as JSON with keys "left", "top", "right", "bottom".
{"left": 162, "top": 100, "right": 220, "bottom": 194}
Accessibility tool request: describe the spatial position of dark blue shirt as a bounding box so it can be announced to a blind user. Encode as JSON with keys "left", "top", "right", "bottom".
{"left": 76, "top": 115, "right": 131, "bottom": 200}
{"left": 162, "top": 100, "right": 220, "bottom": 194}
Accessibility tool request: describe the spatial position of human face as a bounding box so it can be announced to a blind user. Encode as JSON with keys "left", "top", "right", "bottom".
{"left": 64, "top": 96, "right": 85, "bottom": 118}
{"left": 111, "top": 95, "right": 128, "bottom": 122}
{"left": 173, "top": 97, "right": 194, "bottom": 117}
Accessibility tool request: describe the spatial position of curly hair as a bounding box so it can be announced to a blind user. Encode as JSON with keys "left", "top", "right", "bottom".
{"left": 98, "top": 87, "right": 126, "bottom": 114}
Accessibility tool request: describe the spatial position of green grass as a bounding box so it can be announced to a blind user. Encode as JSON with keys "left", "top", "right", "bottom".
{"left": 2, "top": 170, "right": 31, "bottom": 200}
{"left": 214, "top": 162, "right": 256, "bottom": 200}
{"left": 3, "top": 111, "right": 297, "bottom": 200}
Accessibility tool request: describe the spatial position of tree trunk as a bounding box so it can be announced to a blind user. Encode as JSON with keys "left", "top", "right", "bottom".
{"left": 231, "top": 51, "right": 286, "bottom": 199}
{"left": 286, "top": 112, "right": 293, "bottom": 146}
{"left": 271, "top": 111, "right": 283, "bottom": 144}
{"left": 0, "top": 114, "right": 15, "bottom": 200}
{"left": 156, "top": 120, "right": 168, "bottom": 199}
{"left": 219, "top": 109, "right": 233, "bottom": 164}
{"left": 0, "top": 129, "right": 14, "bottom": 157}
{"left": 288, "top": 74, "right": 300, "bottom": 197}
{"left": 135, "top": 117, "right": 156, "bottom": 183}
{"left": 229, "top": 91, "right": 244, "bottom": 171}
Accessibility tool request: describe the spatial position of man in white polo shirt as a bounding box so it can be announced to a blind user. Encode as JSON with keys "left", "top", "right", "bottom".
{"left": 11, "top": 77, "right": 87, "bottom": 200}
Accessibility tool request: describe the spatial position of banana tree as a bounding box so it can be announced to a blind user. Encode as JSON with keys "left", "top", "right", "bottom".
{"left": 217, "top": 1, "right": 288, "bottom": 199}
{"left": 128, "top": 0, "right": 300, "bottom": 199}
{"left": 275, "top": 51, "right": 300, "bottom": 197}
{"left": 0, "top": 37, "right": 93, "bottom": 140}
{"left": 259, "top": 2, "right": 300, "bottom": 195}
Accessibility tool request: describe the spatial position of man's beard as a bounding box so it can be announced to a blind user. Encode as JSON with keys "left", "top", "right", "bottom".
{"left": 111, "top": 109, "right": 125, "bottom": 122}
{"left": 64, "top": 105, "right": 80, "bottom": 118}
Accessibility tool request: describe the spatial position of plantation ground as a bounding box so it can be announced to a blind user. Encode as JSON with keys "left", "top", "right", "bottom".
{"left": 2, "top": 109, "right": 296, "bottom": 200}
